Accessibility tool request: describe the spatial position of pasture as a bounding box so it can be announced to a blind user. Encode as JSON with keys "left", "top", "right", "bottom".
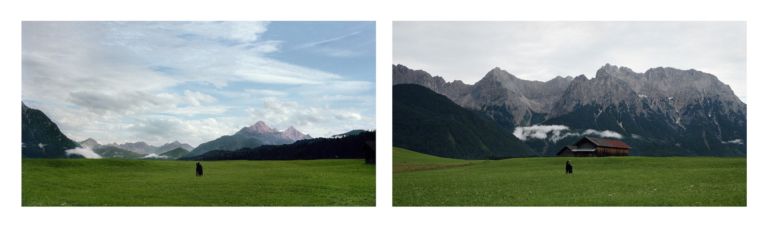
{"left": 23, "top": 159, "right": 375, "bottom": 206}
{"left": 393, "top": 147, "right": 746, "bottom": 206}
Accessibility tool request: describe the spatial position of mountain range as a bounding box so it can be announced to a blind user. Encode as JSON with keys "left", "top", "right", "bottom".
{"left": 77, "top": 137, "right": 194, "bottom": 158}
{"left": 22, "top": 103, "right": 80, "bottom": 158}
{"left": 99, "top": 140, "right": 194, "bottom": 155}
{"left": 183, "top": 130, "right": 375, "bottom": 161}
{"left": 22, "top": 101, "right": 372, "bottom": 162}
{"left": 393, "top": 64, "right": 746, "bottom": 156}
{"left": 187, "top": 121, "right": 312, "bottom": 157}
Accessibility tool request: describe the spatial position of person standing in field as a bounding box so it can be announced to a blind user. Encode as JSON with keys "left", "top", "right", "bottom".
{"left": 565, "top": 160, "right": 573, "bottom": 175}
{"left": 196, "top": 161, "right": 204, "bottom": 177}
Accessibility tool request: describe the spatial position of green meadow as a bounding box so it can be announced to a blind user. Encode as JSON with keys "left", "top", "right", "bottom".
{"left": 393, "top": 147, "right": 746, "bottom": 206}
{"left": 23, "top": 159, "right": 375, "bottom": 206}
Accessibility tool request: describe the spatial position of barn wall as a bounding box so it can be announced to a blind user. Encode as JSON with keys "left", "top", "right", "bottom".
{"left": 596, "top": 147, "right": 629, "bottom": 156}
{"left": 557, "top": 150, "right": 574, "bottom": 157}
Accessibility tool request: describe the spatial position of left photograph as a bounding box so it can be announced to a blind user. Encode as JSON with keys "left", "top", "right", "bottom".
{"left": 21, "top": 21, "right": 376, "bottom": 206}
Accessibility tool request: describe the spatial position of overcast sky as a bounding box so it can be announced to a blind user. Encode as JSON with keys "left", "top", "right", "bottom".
{"left": 394, "top": 21, "right": 746, "bottom": 102}
{"left": 23, "top": 21, "right": 375, "bottom": 146}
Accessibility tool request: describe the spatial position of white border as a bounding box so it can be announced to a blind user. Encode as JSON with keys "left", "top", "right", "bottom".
{"left": 2, "top": 0, "right": 767, "bottom": 229}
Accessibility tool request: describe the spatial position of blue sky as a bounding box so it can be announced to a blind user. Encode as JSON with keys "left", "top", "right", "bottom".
{"left": 23, "top": 21, "right": 376, "bottom": 146}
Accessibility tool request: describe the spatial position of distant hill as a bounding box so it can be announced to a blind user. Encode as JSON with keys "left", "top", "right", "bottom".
{"left": 22, "top": 103, "right": 80, "bottom": 158}
{"left": 159, "top": 147, "right": 191, "bottom": 159}
{"left": 187, "top": 121, "right": 311, "bottom": 157}
{"left": 78, "top": 138, "right": 100, "bottom": 149}
{"left": 183, "top": 131, "right": 375, "bottom": 161}
{"left": 156, "top": 141, "right": 194, "bottom": 154}
{"left": 393, "top": 84, "right": 533, "bottom": 159}
{"left": 332, "top": 129, "right": 366, "bottom": 138}
{"left": 93, "top": 146, "right": 144, "bottom": 159}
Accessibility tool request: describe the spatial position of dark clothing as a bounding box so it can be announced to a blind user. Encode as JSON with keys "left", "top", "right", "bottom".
{"left": 196, "top": 162, "right": 203, "bottom": 176}
{"left": 565, "top": 161, "right": 573, "bottom": 174}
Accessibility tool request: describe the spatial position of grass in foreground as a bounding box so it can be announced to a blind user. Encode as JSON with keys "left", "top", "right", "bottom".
{"left": 393, "top": 147, "right": 746, "bottom": 206}
{"left": 23, "top": 159, "right": 375, "bottom": 206}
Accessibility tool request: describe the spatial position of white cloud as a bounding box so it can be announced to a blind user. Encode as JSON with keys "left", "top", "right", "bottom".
{"left": 244, "top": 89, "right": 288, "bottom": 97}
{"left": 335, "top": 112, "right": 362, "bottom": 121}
{"left": 66, "top": 147, "right": 102, "bottom": 159}
{"left": 175, "top": 21, "right": 269, "bottom": 43}
{"left": 183, "top": 90, "right": 217, "bottom": 106}
{"left": 22, "top": 22, "right": 373, "bottom": 146}
{"left": 251, "top": 40, "right": 282, "bottom": 53}
{"left": 125, "top": 117, "right": 241, "bottom": 147}
{"left": 68, "top": 91, "right": 173, "bottom": 115}
{"left": 722, "top": 139, "right": 744, "bottom": 145}
{"left": 514, "top": 125, "right": 623, "bottom": 142}
{"left": 394, "top": 22, "right": 746, "bottom": 101}
{"left": 583, "top": 129, "right": 623, "bottom": 139}
{"left": 248, "top": 98, "right": 373, "bottom": 137}
{"left": 513, "top": 125, "right": 570, "bottom": 141}
{"left": 143, "top": 153, "right": 168, "bottom": 159}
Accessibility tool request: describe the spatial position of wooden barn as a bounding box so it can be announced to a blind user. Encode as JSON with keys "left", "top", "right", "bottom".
{"left": 557, "top": 136, "right": 630, "bottom": 157}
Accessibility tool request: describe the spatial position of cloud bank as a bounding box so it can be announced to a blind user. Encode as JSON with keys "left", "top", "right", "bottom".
{"left": 513, "top": 125, "right": 623, "bottom": 142}
{"left": 22, "top": 22, "right": 375, "bottom": 146}
{"left": 66, "top": 147, "right": 102, "bottom": 159}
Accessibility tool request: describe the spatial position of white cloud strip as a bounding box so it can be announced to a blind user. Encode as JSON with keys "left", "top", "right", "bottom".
{"left": 513, "top": 125, "right": 623, "bottom": 142}
{"left": 66, "top": 147, "right": 102, "bottom": 159}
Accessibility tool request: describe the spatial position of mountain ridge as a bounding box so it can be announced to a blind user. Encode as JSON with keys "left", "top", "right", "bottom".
{"left": 187, "top": 121, "right": 312, "bottom": 157}
{"left": 393, "top": 64, "right": 746, "bottom": 156}
{"left": 22, "top": 103, "right": 80, "bottom": 158}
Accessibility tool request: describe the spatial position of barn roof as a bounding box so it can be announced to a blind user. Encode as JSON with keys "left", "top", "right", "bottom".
{"left": 583, "top": 136, "right": 631, "bottom": 149}
{"left": 559, "top": 145, "right": 596, "bottom": 153}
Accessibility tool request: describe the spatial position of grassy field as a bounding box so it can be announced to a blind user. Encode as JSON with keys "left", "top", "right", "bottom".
{"left": 393, "top": 147, "right": 746, "bottom": 206}
{"left": 23, "top": 159, "right": 375, "bottom": 206}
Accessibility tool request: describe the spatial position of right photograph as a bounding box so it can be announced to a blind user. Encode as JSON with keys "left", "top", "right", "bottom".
{"left": 392, "top": 21, "right": 746, "bottom": 206}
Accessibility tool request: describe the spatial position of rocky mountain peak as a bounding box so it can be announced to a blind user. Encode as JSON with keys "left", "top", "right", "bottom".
{"left": 596, "top": 63, "right": 637, "bottom": 79}
{"left": 242, "top": 121, "right": 276, "bottom": 134}
{"left": 573, "top": 74, "right": 588, "bottom": 81}
{"left": 484, "top": 67, "right": 518, "bottom": 81}
{"left": 281, "top": 126, "right": 311, "bottom": 141}
{"left": 392, "top": 65, "right": 473, "bottom": 102}
{"left": 79, "top": 138, "right": 100, "bottom": 148}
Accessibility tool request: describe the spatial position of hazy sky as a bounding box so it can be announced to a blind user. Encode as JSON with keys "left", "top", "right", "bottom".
{"left": 23, "top": 21, "right": 375, "bottom": 146}
{"left": 394, "top": 21, "right": 746, "bottom": 102}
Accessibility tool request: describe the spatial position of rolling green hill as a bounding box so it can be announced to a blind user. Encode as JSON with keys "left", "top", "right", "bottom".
{"left": 393, "top": 84, "right": 533, "bottom": 159}
{"left": 393, "top": 147, "right": 745, "bottom": 206}
{"left": 159, "top": 147, "right": 191, "bottom": 159}
{"left": 23, "top": 159, "right": 374, "bottom": 206}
